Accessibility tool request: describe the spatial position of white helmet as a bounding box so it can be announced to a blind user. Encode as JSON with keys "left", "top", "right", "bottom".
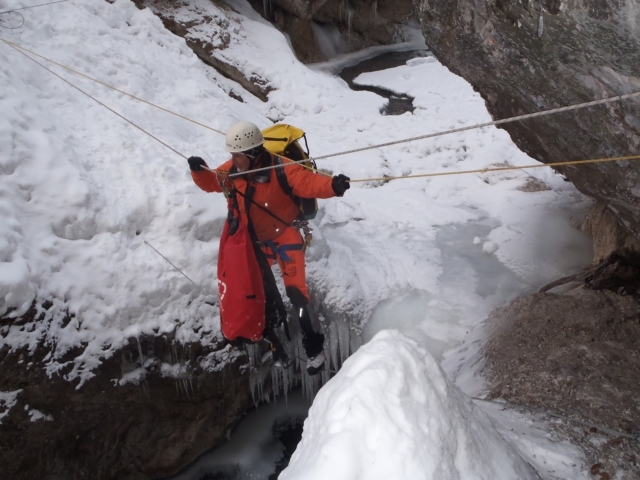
{"left": 225, "top": 121, "right": 264, "bottom": 153}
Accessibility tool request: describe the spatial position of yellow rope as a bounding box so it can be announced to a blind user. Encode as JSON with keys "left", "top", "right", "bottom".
{"left": 1, "top": 39, "right": 226, "bottom": 135}
{"left": 349, "top": 155, "right": 640, "bottom": 183}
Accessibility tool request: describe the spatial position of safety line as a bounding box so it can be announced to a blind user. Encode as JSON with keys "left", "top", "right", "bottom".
{"left": 6, "top": 38, "right": 640, "bottom": 188}
{"left": 227, "top": 90, "right": 640, "bottom": 178}
{"left": 348, "top": 154, "right": 640, "bottom": 183}
{"left": 0, "top": 0, "right": 68, "bottom": 14}
{"left": 4, "top": 39, "right": 639, "bottom": 180}
{"left": 1, "top": 39, "right": 226, "bottom": 135}
{"left": 2, "top": 39, "right": 189, "bottom": 159}
{"left": 143, "top": 240, "right": 198, "bottom": 286}
{"left": 312, "top": 90, "right": 640, "bottom": 161}
{"left": 472, "top": 396, "right": 640, "bottom": 442}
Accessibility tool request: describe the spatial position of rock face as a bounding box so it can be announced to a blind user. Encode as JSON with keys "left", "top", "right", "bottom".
{"left": 582, "top": 202, "right": 640, "bottom": 262}
{"left": 483, "top": 252, "right": 640, "bottom": 478}
{"left": 414, "top": 0, "right": 640, "bottom": 238}
{"left": 0, "top": 324, "right": 253, "bottom": 480}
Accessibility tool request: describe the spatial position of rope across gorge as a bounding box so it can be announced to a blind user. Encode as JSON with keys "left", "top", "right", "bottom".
{"left": 3, "top": 37, "right": 640, "bottom": 182}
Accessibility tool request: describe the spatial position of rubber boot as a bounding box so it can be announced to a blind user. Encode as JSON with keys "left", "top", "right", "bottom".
{"left": 296, "top": 305, "right": 325, "bottom": 375}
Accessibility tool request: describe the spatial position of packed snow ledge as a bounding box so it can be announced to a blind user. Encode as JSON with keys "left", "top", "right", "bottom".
{"left": 281, "top": 330, "right": 537, "bottom": 480}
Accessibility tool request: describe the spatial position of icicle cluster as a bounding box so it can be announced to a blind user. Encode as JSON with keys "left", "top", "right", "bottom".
{"left": 246, "top": 307, "right": 362, "bottom": 406}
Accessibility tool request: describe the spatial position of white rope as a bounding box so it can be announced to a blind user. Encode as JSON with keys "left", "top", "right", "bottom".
{"left": 2, "top": 39, "right": 189, "bottom": 159}
{"left": 228, "top": 90, "right": 640, "bottom": 178}
{"left": 143, "top": 240, "right": 198, "bottom": 287}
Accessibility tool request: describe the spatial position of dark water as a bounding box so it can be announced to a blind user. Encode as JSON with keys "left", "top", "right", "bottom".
{"left": 162, "top": 390, "right": 311, "bottom": 480}
{"left": 337, "top": 49, "right": 431, "bottom": 115}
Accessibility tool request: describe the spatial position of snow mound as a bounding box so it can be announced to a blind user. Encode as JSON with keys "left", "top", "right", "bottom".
{"left": 280, "top": 330, "right": 536, "bottom": 480}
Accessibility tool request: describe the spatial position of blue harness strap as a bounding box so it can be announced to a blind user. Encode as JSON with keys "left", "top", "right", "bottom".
{"left": 263, "top": 240, "right": 304, "bottom": 263}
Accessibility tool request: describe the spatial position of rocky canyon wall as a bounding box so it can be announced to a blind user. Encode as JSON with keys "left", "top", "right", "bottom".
{"left": 413, "top": 0, "right": 640, "bottom": 238}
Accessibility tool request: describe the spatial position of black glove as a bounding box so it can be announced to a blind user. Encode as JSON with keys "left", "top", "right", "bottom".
{"left": 188, "top": 156, "right": 207, "bottom": 172}
{"left": 332, "top": 174, "right": 350, "bottom": 197}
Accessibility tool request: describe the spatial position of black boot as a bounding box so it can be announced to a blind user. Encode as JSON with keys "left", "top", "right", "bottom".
{"left": 296, "top": 305, "right": 325, "bottom": 376}
{"left": 286, "top": 287, "right": 326, "bottom": 375}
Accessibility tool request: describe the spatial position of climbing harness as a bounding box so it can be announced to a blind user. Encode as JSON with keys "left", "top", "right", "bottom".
{"left": 472, "top": 397, "right": 640, "bottom": 443}
{"left": 293, "top": 219, "right": 313, "bottom": 253}
{"left": 261, "top": 239, "right": 304, "bottom": 263}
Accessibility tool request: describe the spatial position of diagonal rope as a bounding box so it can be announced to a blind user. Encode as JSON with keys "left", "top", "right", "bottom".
{"left": 0, "top": 0, "right": 68, "bottom": 15}
{"left": 2, "top": 39, "right": 189, "bottom": 160}
{"left": 311, "top": 90, "right": 640, "bottom": 161}
{"left": 5, "top": 38, "right": 639, "bottom": 181}
{"left": 2, "top": 39, "right": 640, "bottom": 182}
{"left": 1, "top": 39, "right": 226, "bottom": 135}
{"left": 143, "top": 240, "right": 198, "bottom": 286}
{"left": 5, "top": 38, "right": 640, "bottom": 187}
{"left": 228, "top": 90, "right": 640, "bottom": 178}
{"left": 349, "top": 154, "right": 640, "bottom": 183}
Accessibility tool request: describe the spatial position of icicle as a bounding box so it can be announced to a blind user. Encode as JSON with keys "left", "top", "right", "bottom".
{"left": 183, "top": 379, "right": 190, "bottom": 400}
{"left": 537, "top": 12, "right": 544, "bottom": 37}
{"left": 338, "top": 319, "right": 351, "bottom": 366}
{"left": 327, "top": 320, "right": 339, "bottom": 374}
{"left": 136, "top": 337, "right": 144, "bottom": 367}
{"left": 373, "top": 0, "right": 377, "bottom": 19}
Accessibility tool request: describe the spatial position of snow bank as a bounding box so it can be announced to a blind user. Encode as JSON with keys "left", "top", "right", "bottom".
{"left": 0, "top": 389, "right": 22, "bottom": 424}
{"left": 280, "top": 330, "right": 536, "bottom": 480}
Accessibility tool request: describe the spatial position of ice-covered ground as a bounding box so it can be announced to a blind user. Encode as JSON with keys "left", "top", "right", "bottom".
{"left": 1, "top": 0, "right": 594, "bottom": 476}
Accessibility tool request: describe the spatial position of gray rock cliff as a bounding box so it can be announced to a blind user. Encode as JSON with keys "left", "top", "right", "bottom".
{"left": 413, "top": 0, "right": 640, "bottom": 238}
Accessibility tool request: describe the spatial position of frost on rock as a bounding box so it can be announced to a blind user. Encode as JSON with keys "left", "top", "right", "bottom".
{"left": 28, "top": 409, "right": 54, "bottom": 422}
{"left": 0, "top": 390, "right": 22, "bottom": 424}
{"left": 280, "top": 330, "right": 536, "bottom": 480}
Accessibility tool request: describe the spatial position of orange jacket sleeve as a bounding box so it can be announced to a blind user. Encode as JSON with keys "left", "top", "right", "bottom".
{"left": 283, "top": 159, "right": 335, "bottom": 199}
{"left": 190, "top": 159, "right": 233, "bottom": 193}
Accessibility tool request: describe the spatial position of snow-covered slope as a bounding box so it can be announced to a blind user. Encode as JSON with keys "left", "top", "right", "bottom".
{"left": 1, "top": 0, "right": 590, "bottom": 391}
{"left": 281, "top": 330, "right": 538, "bottom": 480}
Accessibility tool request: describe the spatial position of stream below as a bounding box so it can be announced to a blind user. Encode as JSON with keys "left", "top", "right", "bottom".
{"left": 336, "top": 49, "right": 430, "bottom": 116}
